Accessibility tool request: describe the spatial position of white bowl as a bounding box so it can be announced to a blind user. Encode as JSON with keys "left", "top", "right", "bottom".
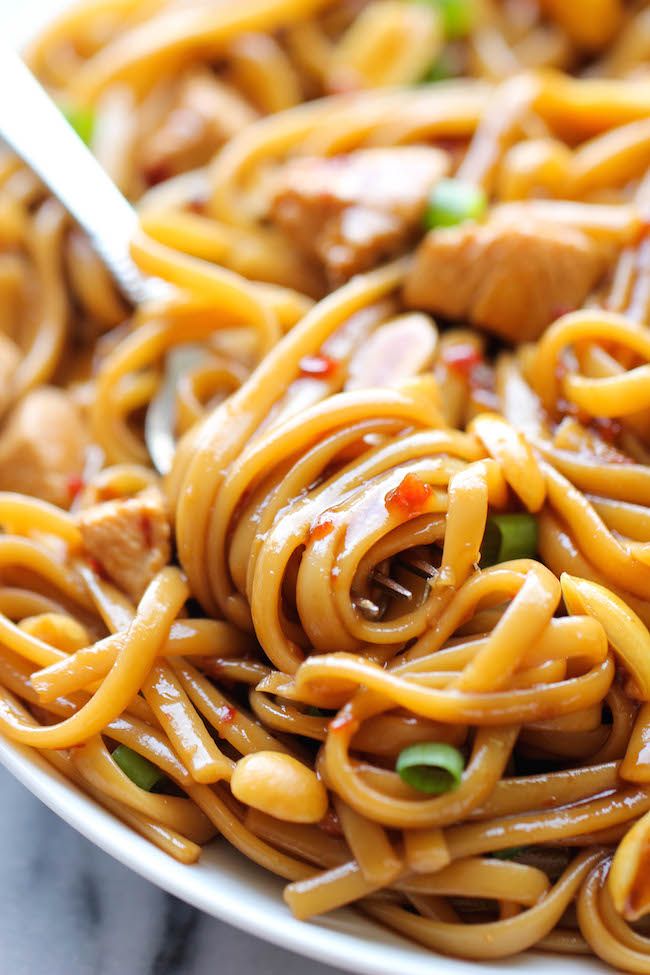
{"left": 0, "top": 3, "right": 612, "bottom": 971}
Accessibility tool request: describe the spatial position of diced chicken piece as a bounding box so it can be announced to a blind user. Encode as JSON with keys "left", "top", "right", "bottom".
{"left": 403, "top": 213, "right": 608, "bottom": 342}
{"left": 0, "top": 388, "right": 89, "bottom": 507}
{"left": 140, "top": 70, "right": 258, "bottom": 183}
{"left": 79, "top": 488, "right": 171, "bottom": 603}
{"left": 270, "top": 146, "right": 449, "bottom": 284}
{"left": 0, "top": 333, "right": 20, "bottom": 415}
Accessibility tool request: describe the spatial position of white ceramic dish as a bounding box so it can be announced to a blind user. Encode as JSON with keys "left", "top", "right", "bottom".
{"left": 0, "top": 3, "right": 612, "bottom": 972}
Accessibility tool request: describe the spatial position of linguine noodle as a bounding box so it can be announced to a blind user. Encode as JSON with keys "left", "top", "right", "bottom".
{"left": 2, "top": 0, "right": 650, "bottom": 970}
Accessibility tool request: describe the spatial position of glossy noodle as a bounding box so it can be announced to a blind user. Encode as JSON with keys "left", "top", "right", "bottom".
{"left": 2, "top": 0, "right": 650, "bottom": 971}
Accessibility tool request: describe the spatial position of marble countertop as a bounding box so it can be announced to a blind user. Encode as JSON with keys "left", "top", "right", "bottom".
{"left": 0, "top": 766, "right": 346, "bottom": 975}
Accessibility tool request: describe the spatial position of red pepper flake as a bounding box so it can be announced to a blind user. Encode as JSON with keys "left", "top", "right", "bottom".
{"left": 329, "top": 710, "right": 359, "bottom": 735}
{"left": 67, "top": 474, "right": 85, "bottom": 503}
{"left": 218, "top": 704, "right": 236, "bottom": 725}
{"left": 309, "top": 520, "right": 334, "bottom": 543}
{"left": 299, "top": 354, "right": 339, "bottom": 379}
{"left": 385, "top": 473, "right": 432, "bottom": 519}
{"left": 318, "top": 807, "right": 343, "bottom": 836}
{"left": 86, "top": 556, "right": 108, "bottom": 580}
{"left": 441, "top": 344, "right": 483, "bottom": 379}
{"left": 434, "top": 138, "right": 467, "bottom": 164}
{"left": 139, "top": 513, "right": 153, "bottom": 549}
{"left": 143, "top": 162, "right": 171, "bottom": 187}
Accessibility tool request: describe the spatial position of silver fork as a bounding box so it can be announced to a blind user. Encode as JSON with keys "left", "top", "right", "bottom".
{"left": 0, "top": 42, "right": 203, "bottom": 473}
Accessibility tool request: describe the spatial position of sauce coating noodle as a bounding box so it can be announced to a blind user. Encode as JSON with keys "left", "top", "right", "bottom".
{"left": 2, "top": 1, "right": 650, "bottom": 971}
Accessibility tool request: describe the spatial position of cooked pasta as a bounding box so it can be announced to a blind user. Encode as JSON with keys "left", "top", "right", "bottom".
{"left": 2, "top": 0, "right": 650, "bottom": 971}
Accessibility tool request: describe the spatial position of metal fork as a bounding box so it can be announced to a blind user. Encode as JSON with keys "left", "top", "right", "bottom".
{"left": 0, "top": 42, "right": 203, "bottom": 472}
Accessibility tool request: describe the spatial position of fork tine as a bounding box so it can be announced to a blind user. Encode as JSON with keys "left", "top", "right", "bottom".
{"left": 396, "top": 556, "right": 438, "bottom": 581}
{"left": 371, "top": 571, "right": 413, "bottom": 599}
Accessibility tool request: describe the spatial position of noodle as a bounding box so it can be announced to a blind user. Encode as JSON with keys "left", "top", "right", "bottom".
{"left": 2, "top": 0, "right": 650, "bottom": 970}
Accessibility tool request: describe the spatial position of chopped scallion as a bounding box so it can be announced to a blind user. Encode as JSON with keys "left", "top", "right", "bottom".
{"left": 396, "top": 742, "right": 465, "bottom": 794}
{"left": 112, "top": 744, "right": 164, "bottom": 792}
{"left": 424, "top": 178, "right": 487, "bottom": 230}
{"left": 60, "top": 104, "right": 95, "bottom": 147}
{"left": 480, "top": 513, "right": 538, "bottom": 568}
{"left": 422, "top": 52, "right": 454, "bottom": 83}
{"left": 417, "top": 0, "right": 475, "bottom": 39}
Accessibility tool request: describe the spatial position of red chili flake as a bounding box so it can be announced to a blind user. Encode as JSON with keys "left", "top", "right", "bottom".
{"left": 139, "top": 513, "right": 153, "bottom": 549}
{"left": 218, "top": 704, "right": 236, "bottom": 725}
{"left": 309, "top": 520, "right": 334, "bottom": 543}
{"left": 67, "top": 474, "right": 85, "bottom": 503}
{"left": 385, "top": 473, "right": 432, "bottom": 519}
{"left": 143, "top": 162, "right": 171, "bottom": 188}
{"left": 329, "top": 711, "right": 359, "bottom": 735}
{"left": 318, "top": 807, "right": 343, "bottom": 836}
{"left": 299, "top": 354, "right": 339, "bottom": 379}
{"left": 86, "top": 556, "right": 108, "bottom": 580}
{"left": 434, "top": 137, "right": 467, "bottom": 157}
{"left": 441, "top": 344, "right": 483, "bottom": 378}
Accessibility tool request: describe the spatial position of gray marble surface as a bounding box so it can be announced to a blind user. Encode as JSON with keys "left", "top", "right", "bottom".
{"left": 0, "top": 765, "right": 345, "bottom": 975}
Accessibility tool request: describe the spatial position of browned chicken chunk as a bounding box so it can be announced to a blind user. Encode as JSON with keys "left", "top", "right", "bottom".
{"left": 270, "top": 146, "right": 449, "bottom": 284}
{"left": 0, "top": 388, "right": 88, "bottom": 507}
{"left": 140, "top": 70, "right": 258, "bottom": 183}
{"left": 79, "top": 487, "right": 171, "bottom": 603}
{"left": 403, "top": 214, "right": 608, "bottom": 342}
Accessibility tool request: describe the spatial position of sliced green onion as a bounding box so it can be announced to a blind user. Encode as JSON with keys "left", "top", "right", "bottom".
{"left": 417, "top": 0, "right": 475, "bottom": 39}
{"left": 421, "top": 52, "right": 454, "bottom": 83}
{"left": 112, "top": 744, "right": 164, "bottom": 791}
{"left": 60, "top": 104, "right": 95, "bottom": 147}
{"left": 480, "top": 513, "right": 538, "bottom": 568}
{"left": 424, "top": 178, "right": 487, "bottom": 230}
{"left": 438, "top": 0, "right": 475, "bottom": 38}
{"left": 492, "top": 846, "right": 527, "bottom": 860}
{"left": 396, "top": 742, "right": 465, "bottom": 794}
